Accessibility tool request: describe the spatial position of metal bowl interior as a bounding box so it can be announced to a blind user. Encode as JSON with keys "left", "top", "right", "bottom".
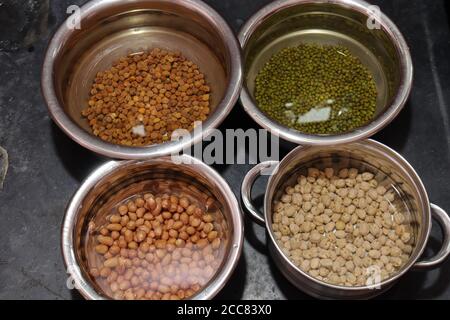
{"left": 62, "top": 157, "right": 243, "bottom": 300}
{"left": 240, "top": 0, "right": 412, "bottom": 145}
{"left": 264, "top": 140, "right": 430, "bottom": 298}
{"left": 43, "top": 0, "right": 242, "bottom": 159}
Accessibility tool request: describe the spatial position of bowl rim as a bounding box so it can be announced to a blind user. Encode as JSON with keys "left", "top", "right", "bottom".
{"left": 263, "top": 139, "right": 431, "bottom": 292}
{"left": 61, "top": 155, "right": 244, "bottom": 300}
{"left": 238, "top": 0, "right": 413, "bottom": 146}
{"left": 42, "top": 0, "right": 243, "bottom": 159}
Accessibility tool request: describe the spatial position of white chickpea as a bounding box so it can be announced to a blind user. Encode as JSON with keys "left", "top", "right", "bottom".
{"left": 292, "top": 193, "right": 302, "bottom": 205}
{"left": 281, "top": 194, "right": 292, "bottom": 203}
{"left": 301, "top": 260, "right": 311, "bottom": 272}
{"left": 272, "top": 168, "right": 413, "bottom": 287}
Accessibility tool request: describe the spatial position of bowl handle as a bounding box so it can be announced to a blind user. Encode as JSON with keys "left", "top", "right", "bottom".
{"left": 240, "top": 161, "right": 279, "bottom": 226}
{"left": 413, "top": 204, "right": 450, "bottom": 270}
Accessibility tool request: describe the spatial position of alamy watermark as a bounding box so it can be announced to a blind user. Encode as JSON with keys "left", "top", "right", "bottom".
{"left": 367, "top": 5, "right": 381, "bottom": 30}
{"left": 170, "top": 122, "right": 280, "bottom": 175}
{"left": 66, "top": 5, "right": 81, "bottom": 30}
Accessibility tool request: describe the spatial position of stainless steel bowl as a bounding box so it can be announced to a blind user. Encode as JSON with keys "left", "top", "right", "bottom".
{"left": 239, "top": 0, "right": 413, "bottom": 146}
{"left": 241, "top": 140, "right": 450, "bottom": 299}
{"left": 42, "top": 0, "right": 242, "bottom": 159}
{"left": 62, "top": 155, "right": 243, "bottom": 300}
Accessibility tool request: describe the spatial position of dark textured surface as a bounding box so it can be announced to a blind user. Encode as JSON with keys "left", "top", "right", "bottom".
{"left": 0, "top": 0, "right": 449, "bottom": 300}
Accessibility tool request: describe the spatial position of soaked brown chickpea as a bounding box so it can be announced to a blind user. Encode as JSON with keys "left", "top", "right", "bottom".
{"left": 87, "top": 190, "right": 225, "bottom": 300}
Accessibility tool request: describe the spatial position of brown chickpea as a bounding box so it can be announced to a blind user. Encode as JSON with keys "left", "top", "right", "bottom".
{"left": 135, "top": 230, "right": 146, "bottom": 243}
{"left": 162, "top": 211, "right": 172, "bottom": 220}
{"left": 95, "top": 244, "right": 109, "bottom": 255}
{"left": 203, "top": 222, "right": 214, "bottom": 233}
{"left": 120, "top": 215, "right": 130, "bottom": 227}
{"left": 137, "top": 250, "right": 146, "bottom": 260}
{"left": 161, "top": 254, "right": 172, "bottom": 266}
{"left": 136, "top": 288, "right": 146, "bottom": 299}
{"left": 189, "top": 216, "right": 201, "bottom": 228}
{"left": 169, "top": 203, "right": 178, "bottom": 213}
{"left": 128, "top": 213, "right": 137, "bottom": 221}
{"left": 177, "top": 205, "right": 184, "bottom": 213}
{"left": 124, "top": 229, "right": 133, "bottom": 243}
{"left": 143, "top": 213, "right": 153, "bottom": 221}
{"left": 170, "top": 195, "right": 179, "bottom": 205}
{"left": 128, "top": 241, "right": 138, "bottom": 250}
{"left": 207, "top": 231, "right": 218, "bottom": 242}
{"left": 104, "top": 252, "right": 113, "bottom": 260}
{"left": 186, "top": 205, "right": 196, "bottom": 215}
{"left": 127, "top": 202, "right": 137, "bottom": 213}
{"left": 154, "top": 226, "right": 163, "bottom": 238}
{"left": 111, "top": 231, "right": 120, "bottom": 240}
{"left": 98, "top": 235, "right": 114, "bottom": 246}
{"left": 196, "top": 239, "right": 209, "bottom": 249}
{"left": 110, "top": 282, "right": 119, "bottom": 293}
{"left": 175, "top": 239, "right": 186, "bottom": 247}
{"left": 153, "top": 292, "right": 162, "bottom": 300}
{"left": 124, "top": 269, "right": 133, "bottom": 281}
{"left": 135, "top": 218, "right": 144, "bottom": 227}
{"left": 161, "top": 199, "right": 170, "bottom": 210}
{"left": 107, "top": 223, "right": 122, "bottom": 231}
{"left": 155, "top": 240, "right": 166, "bottom": 249}
{"left": 173, "top": 221, "right": 184, "bottom": 230}
{"left": 180, "top": 213, "right": 189, "bottom": 225}
{"left": 168, "top": 229, "right": 178, "bottom": 239}
{"left": 211, "top": 238, "right": 221, "bottom": 250}
{"left": 179, "top": 197, "right": 190, "bottom": 209}
{"left": 146, "top": 197, "right": 156, "bottom": 211}
{"left": 119, "top": 280, "right": 131, "bottom": 291}
{"left": 110, "top": 214, "right": 121, "bottom": 224}
{"left": 118, "top": 238, "right": 127, "bottom": 249}
{"left": 185, "top": 242, "right": 194, "bottom": 250}
{"left": 110, "top": 245, "right": 120, "bottom": 255}
{"left": 126, "top": 221, "right": 136, "bottom": 231}
{"left": 190, "top": 234, "right": 199, "bottom": 243}
{"left": 136, "top": 207, "right": 146, "bottom": 218}
{"left": 135, "top": 198, "right": 145, "bottom": 208}
{"left": 104, "top": 257, "right": 119, "bottom": 268}
{"left": 132, "top": 257, "right": 141, "bottom": 267}
{"left": 203, "top": 214, "right": 214, "bottom": 223}
{"left": 185, "top": 289, "right": 194, "bottom": 298}
{"left": 120, "top": 248, "right": 128, "bottom": 258}
{"left": 198, "top": 260, "right": 206, "bottom": 269}
{"left": 186, "top": 226, "right": 196, "bottom": 235}
{"left": 91, "top": 191, "right": 224, "bottom": 300}
{"left": 177, "top": 290, "right": 186, "bottom": 299}
{"left": 118, "top": 205, "right": 128, "bottom": 215}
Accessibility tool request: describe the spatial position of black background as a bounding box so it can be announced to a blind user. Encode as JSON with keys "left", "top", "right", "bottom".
{"left": 0, "top": 0, "right": 449, "bottom": 299}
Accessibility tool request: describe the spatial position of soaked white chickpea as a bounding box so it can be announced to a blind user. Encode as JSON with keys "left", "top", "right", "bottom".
{"left": 272, "top": 167, "right": 414, "bottom": 287}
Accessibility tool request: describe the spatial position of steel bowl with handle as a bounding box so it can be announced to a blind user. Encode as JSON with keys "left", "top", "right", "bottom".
{"left": 241, "top": 140, "right": 450, "bottom": 299}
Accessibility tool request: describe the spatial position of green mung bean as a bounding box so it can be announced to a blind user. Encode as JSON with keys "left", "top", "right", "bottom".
{"left": 254, "top": 44, "right": 378, "bottom": 135}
